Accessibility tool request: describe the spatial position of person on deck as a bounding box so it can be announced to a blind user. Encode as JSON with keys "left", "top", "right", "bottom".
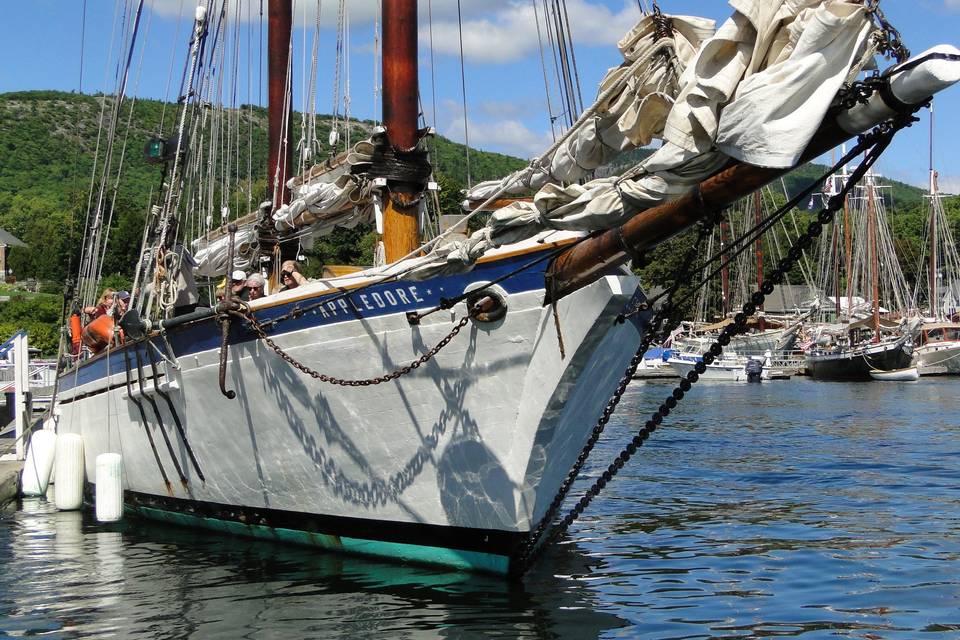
{"left": 112, "top": 290, "right": 130, "bottom": 318}
{"left": 228, "top": 269, "right": 248, "bottom": 300}
{"left": 245, "top": 273, "right": 266, "bottom": 301}
{"left": 83, "top": 288, "right": 115, "bottom": 321}
{"left": 278, "top": 260, "right": 308, "bottom": 292}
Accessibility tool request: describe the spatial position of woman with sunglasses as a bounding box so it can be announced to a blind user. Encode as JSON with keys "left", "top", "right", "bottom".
{"left": 278, "top": 260, "right": 308, "bottom": 292}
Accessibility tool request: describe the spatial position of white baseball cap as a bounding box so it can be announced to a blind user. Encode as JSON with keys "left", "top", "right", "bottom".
{"left": 231, "top": 270, "right": 246, "bottom": 281}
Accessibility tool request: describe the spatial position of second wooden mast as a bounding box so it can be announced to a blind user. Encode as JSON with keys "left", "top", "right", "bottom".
{"left": 381, "top": 0, "right": 422, "bottom": 262}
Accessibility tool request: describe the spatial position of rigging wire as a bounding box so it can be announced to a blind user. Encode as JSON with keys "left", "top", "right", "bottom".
{"left": 531, "top": 0, "right": 558, "bottom": 142}
{"left": 455, "top": 0, "right": 472, "bottom": 188}
{"left": 558, "top": 0, "right": 584, "bottom": 116}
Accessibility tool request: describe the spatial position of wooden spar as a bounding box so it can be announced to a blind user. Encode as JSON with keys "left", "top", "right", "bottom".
{"left": 546, "top": 48, "right": 960, "bottom": 302}
{"left": 264, "top": 0, "right": 293, "bottom": 291}
{"left": 832, "top": 212, "right": 841, "bottom": 319}
{"left": 381, "top": 0, "right": 421, "bottom": 263}
{"left": 467, "top": 197, "right": 534, "bottom": 212}
{"left": 268, "top": 0, "right": 292, "bottom": 210}
{"left": 545, "top": 121, "right": 852, "bottom": 303}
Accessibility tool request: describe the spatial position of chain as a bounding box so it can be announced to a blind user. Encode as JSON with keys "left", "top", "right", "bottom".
{"left": 238, "top": 309, "right": 470, "bottom": 387}
{"left": 864, "top": 0, "right": 909, "bottom": 63}
{"left": 512, "top": 114, "right": 915, "bottom": 576}
{"left": 513, "top": 214, "right": 717, "bottom": 571}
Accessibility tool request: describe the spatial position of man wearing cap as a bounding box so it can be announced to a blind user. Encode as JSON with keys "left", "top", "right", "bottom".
{"left": 112, "top": 290, "right": 131, "bottom": 317}
{"left": 230, "top": 270, "right": 247, "bottom": 299}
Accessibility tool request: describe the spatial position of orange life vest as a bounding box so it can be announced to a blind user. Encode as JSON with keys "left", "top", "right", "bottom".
{"left": 81, "top": 314, "right": 115, "bottom": 353}
{"left": 69, "top": 313, "right": 83, "bottom": 355}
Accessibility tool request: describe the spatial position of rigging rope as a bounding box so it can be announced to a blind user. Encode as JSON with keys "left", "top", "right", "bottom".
{"left": 455, "top": 0, "right": 472, "bottom": 188}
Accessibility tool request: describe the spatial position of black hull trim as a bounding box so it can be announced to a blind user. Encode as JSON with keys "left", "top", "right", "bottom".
{"left": 806, "top": 342, "right": 913, "bottom": 381}
{"left": 124, "top": 490, "right": 528, "bottom": 570}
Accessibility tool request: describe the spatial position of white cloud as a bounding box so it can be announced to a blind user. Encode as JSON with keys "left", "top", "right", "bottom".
{"left": 938, "top": 174, "right": 960, "bottom": 195}
{"left": 455, "top": 118, "right": 554, "bottom": 159}
{"left": 439, "top": 99, "right": 553, "bottom": 158}
{"left": 150, "top": 0, "right": 640, "bottom": 64}
{"left": 946, "top": 0, "right": 960, "bottom": 13}
{"left": 425, "top": 0, "right": 641, "bottom": 64}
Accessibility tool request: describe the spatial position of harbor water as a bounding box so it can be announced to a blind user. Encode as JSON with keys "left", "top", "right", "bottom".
{"left": 1, "top": 378, "right": 958, "bottom": 638}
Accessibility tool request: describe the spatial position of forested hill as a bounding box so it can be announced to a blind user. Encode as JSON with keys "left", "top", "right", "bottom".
{"left": 0, "top": 90, "right": 525, "bottom": 284}
{"left": 0, "top": 90, "right": 951, "bottom": 289}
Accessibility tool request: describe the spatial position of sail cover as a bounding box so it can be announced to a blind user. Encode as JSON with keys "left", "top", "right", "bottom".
{"left": 464, "top": 12, "right": 716, "bottom": 203}
{"left": 406, "top": 0, "right": 875, "bottom": 281}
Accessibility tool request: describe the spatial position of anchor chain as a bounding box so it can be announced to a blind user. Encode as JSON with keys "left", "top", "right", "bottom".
{"left": 512, "top": 112, "right": 917, "bottom": 575}
{"left": 237, "top": 309, "right": 470, "bottom": 387}
{"left": 514, "top": 217, "right": 718, "bottom": 570}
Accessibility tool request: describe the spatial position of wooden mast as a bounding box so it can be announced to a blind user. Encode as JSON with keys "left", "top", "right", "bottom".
{"left": 844, "top": 189, "right": 853, "bottom": 322}
{"left": 266, "top": 0, "right": 293, "bottom": 283}
{"left": 719, "top": 218, "right": 730, "bottom": 317}
{"left": 867, "top": 176, "right": 880, "bottom": 343}
{"left": 753, "top": 192, "right": 765, "bottom": 329}
{"left": 268, "top": 0, "right": 292, "bottom": 214}
{"left": 381, "top": 0, "right": 421, "bottom": 262}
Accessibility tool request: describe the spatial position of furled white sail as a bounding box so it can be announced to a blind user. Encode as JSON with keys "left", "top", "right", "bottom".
{"left": 271, "top": 138, "right": 376, "bottom": 231}
{"left": 406, "top": 0, "right": 874, "bottom": 281}
{"left": 465, "top": 13, "right": 715, "bottom": 204}
{"left": 192, "top": 223, "right": 258, "bottom": 278}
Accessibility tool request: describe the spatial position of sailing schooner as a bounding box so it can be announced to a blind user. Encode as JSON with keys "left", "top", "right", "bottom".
{"left": 48, "top": 0, "right": 960, "bottom": 574}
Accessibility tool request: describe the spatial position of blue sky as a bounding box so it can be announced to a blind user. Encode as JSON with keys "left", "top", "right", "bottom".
{"left": 3, "top": 1, "right": 959, "bottom": 192}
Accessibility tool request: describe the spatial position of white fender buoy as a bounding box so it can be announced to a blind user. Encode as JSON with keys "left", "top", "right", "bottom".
{"left": 95, "top": 453, "right": 124, "bottom": 523}
{"left": 54, "top": 433, "right": 85, "bottom": 511}
{"left": 21, "top": 430, "right": 57, "bottom": 497}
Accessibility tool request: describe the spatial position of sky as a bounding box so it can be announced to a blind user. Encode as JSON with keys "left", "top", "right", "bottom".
{"left": 2, "top": 0, "right": 960, "bottom": 193}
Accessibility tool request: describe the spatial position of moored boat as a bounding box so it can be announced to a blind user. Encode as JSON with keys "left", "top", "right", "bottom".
{"left": 869, "top": 366, "right": 920, "bottom": 381}
{"left": 47, "top": 0, "right": 960, "bottom": 576}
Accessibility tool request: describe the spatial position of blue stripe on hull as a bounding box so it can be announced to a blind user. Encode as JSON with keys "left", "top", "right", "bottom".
{"left": 59, "top": 248, "right": 552, "bottom": 393}
{"left": 135, "top": 506, "right": 511, "bottom": 574}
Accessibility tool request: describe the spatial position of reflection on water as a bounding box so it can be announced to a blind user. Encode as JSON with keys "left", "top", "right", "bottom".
{"left": 2, "top": 379, "right": 959, "bottom": 638}
{"left": 0, "top": 500, "right": 626, "bottom": 639}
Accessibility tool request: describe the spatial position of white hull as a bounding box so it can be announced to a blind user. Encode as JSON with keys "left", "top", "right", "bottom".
{"left": 914, "top": 341, "right": 960, "bottom": 375}
{"left": 55, "top": 249, "right": 645, "bottom": 573}
{"left": 673, "top": 324, "right": 800, "bottom": 356}
{"left": 667, "top": 356, "right": 770, "bottom": 382}
{"left": 869, "top": 367, "right": 919, "bottom": 381}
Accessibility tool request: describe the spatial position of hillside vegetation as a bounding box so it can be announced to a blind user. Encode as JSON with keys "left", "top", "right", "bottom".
{"left": 0, "top": 90, "right": 525, "bottom": 285}
{"left": 0, "top": 90, "right": 958, "bottom": 354}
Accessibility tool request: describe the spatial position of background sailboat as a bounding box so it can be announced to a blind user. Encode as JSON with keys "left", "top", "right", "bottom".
{"left": 912, "top": 105, "right": 960, "bottom": 375}
{"left": 805, "top": 170, "right": 919, "bottom": 380}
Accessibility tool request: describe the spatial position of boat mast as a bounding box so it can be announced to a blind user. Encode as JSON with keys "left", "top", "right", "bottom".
{"left": 719, "top": 218, "right": 730, "bottom": 317}
{"left": 267, "top": 0, "right": 293, "bottom": 275}
{"left": 842, "top": 160, "right": 853, "bottom": 323}
{"left": 929, "top": 104, "right": 938, "bottom": 318}
{"left": 753, "top": 192, "right": 765, "bottom": 329}
{"left": 867, "top": 175, "right": 880, "bottom": 343}
{"left": 381, "top": 0, "right": 421, "bottom": 262}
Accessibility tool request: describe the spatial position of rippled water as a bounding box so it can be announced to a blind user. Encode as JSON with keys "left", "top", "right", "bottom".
{"left": 2, "top": 379, "right": 959, "bottom": 638}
